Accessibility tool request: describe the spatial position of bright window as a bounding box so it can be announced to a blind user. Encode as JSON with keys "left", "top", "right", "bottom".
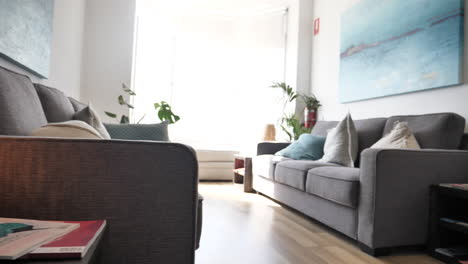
{"left": 132, "top": 0, "right": 288, "bottom": 152}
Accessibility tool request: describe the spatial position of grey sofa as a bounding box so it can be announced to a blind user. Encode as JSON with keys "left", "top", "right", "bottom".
{"left": 253, "top": 113, "right": 468, "bottom": 256}
{"left": 0, "top": 66, "right": 199, "bottom": 263}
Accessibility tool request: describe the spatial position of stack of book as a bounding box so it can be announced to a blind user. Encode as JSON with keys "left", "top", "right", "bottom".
{"left": 0, "top": 218, "right": 106, "bottom": 260}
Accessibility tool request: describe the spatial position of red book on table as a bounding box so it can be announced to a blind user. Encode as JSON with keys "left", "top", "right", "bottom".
{"left": 26, "top": 220, "right": 106, "bottom": 259}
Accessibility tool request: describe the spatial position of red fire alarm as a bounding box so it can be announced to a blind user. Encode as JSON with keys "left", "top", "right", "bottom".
{"left": 314, "top": 18, "right": 320, "bottom": 36}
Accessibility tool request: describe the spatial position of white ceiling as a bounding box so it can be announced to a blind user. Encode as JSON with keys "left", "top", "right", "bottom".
{"left": 139, "top": 0, "right": 292, "bottom": 17}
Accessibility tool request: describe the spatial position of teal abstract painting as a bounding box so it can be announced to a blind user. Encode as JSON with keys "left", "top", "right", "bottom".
{"left": 0, "top": 0, "right": 55, "bottom": 78}
{"left": 339, "top": 0, "right": 464, "bottom": 103}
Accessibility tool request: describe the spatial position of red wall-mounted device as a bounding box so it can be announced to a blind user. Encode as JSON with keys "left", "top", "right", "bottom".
{"left": 314, "top": 18, "right": 320, "bottom": 36}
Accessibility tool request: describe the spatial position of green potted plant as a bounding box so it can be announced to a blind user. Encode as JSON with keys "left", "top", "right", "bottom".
{"left": 105, "top": 84, "right": 180, "bottom": 125}
{"left": 300, "top": 94, "right": 321, "bottom": 128}
{"left": 271, "top": 82, "right": 311, "bottom": 141}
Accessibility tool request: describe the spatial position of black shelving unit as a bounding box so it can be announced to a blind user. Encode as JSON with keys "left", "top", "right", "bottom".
{"left": 429, "top": 185, "right": 468, "bottom": 264}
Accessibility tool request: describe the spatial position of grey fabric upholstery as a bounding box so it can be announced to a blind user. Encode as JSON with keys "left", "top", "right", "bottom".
{"left": 0, "top": 66, "right": 47, "bottom": 135}
{"left": 383, "top": 113, "right": 465, "bottom": 149}
{"left": 460, "top": 134, "right": 468, "bottom": 150}
{"left": 252, "top": 155, "right": 291, "bottom": 180}
{"left": 306, "top": 167, "right": 360, "bottom": 208}
{"left": 311, "top": 121, "right": 338, "bottom": 137}
{"left": 312, "top": 118, "right": 387, "bottom": 166}
{"left": 359, "top": 148, "right": 468, "bottom": 249}
{"left": 354, "top": 118, "right": 387, "bottom": 155}
{"left": 34, "top": 84, "right": 75, "bottom": 122}
{"left": 104, "top": 122, "right": 169, "bottom": 141}
{"left": 257, "top": 142, "right": 290, "bottom": 155}
{"left": 253, "top": 174, "right": 358, "bottom": 239}
{"left": 274, "top": 160, "right": 336, "bottom": 191}
{"left": 0, "top": 137, "right": 198, "bottom": 264}
{"left": 69, "top": 97, "right": 87, "bottom": 112}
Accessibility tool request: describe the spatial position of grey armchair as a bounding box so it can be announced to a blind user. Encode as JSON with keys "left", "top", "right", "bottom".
{"left": 0, "top": 66, "right": 200, "bottom": 263}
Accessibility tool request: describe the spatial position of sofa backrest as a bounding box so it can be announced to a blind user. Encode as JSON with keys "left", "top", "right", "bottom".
{"left": 383, "top": 113, "right": 465, "bottom": 149}
{"left": 0, "top": 66, "right": 48, "bottom": 135}
{"left": 311, "top": 117, "right": 387, "bottom": 157}
{"left": 34, "top": 84, "right": 76, "bottom": 123}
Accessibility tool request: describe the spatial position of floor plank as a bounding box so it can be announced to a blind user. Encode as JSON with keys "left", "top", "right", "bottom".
{"left": 195, "top": 183, "right": 441, "bottom": 264}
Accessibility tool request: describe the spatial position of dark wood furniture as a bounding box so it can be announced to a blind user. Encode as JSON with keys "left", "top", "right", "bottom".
{"left": 12, "top": 229, "right": 105, "bottom": 264}
{"left": 233, "top": 155, "right": 254, "bottom": 193}
{"left": 429, "top": 184, "right": 468, "bottom": 264}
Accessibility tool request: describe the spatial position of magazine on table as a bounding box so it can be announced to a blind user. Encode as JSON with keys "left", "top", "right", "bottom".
{"left": 26, "top": 220, "right": 106, "bottom": 259}
{"left": 0, "top": 218, "right": 79, "bottom": 260}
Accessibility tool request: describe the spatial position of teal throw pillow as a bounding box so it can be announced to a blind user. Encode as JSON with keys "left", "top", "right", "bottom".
{"left": 104, "top": 122, "right": 169, "bottom": 141}
{"left": 276, "top": 134, "right": 326, "bottom": 160}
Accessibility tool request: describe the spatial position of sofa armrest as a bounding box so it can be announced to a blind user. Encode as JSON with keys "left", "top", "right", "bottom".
{"left": 358, "top": 148, "right": 468, "bottom": 249}
{"left": 0, "top": 136, "right": 197, "bottom": 264}
{"left": 257, "top": 142, "right": 290, "bottom": 155}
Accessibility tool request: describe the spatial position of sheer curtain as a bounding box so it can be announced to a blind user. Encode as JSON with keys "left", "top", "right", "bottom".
{"left": 132, "top": 1, "right": 288, "bottom": 152}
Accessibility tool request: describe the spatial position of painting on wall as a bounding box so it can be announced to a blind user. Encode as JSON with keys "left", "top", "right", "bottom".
{"left": 339, "top": 0, "right": 464, "bottom": 103}
{"left": 0, "top": 0, "right": 55, "bottom": 78}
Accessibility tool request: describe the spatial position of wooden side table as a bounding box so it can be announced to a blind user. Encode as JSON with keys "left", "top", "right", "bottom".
{"left": 428, "top": 184, "right": 468, "bottom": 263}
{"left": 233, "top": 155, "right": 254, "bottom": 193}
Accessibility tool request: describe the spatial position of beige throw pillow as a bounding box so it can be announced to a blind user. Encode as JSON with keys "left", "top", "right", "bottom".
{"left": 371, "top": 121, "right": 420, "bottom": 149}
{"left": 31, "top": 120, "right": 104, "bottom": 139}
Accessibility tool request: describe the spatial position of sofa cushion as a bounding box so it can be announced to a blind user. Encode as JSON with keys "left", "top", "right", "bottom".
{"left": 104, "top": 122, "right": 169, "bottom": 141}
{"left": 34, "top": 84, "right": 75, "bottom": 123}
{"left": 274, "top": 160, "right": 337, "bottom": 191}
{"left": 252, "top": 155, "right": 291, "bottom": 180}
{"left": 69, "top": 97, "right": 87, "bottom": 112}
{"left": 30, "top": 120, "right": 104, "bottom": 139}
{"left": 276, "top": 134, "right": 326, "bottom": 160}
{"left": 306, "top": 166, "right": 360, "bottom": 208}
{"left": 0, "top": 66, "right": 47, "bottom": 135}
{"left": 383, "top": 113, "right": 465, "bottom": 149}
{"left": 312, "top": 118, "right": 387, "bottom": 155}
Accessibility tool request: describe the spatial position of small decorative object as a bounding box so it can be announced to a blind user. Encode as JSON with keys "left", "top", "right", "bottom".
{"left": 340, "top": 0, "right": 464, "bottom": 102}
{"left": 262, "top": 124, "right": 276, "bottom": 141}
{"left": 0, "top": 0, "right": 55, "bottom": 78}
{"left": 154, "top": 101, "right": 180, "bottom": 124}
{"left": 301, "top": 94, "right": 321, "bottom": 128}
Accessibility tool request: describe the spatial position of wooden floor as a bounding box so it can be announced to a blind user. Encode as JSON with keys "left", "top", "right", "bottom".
{"left": 195, "top": 182, "right": 441, "bottom": 264}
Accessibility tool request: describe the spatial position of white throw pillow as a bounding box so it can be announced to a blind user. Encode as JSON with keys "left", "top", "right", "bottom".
{"left": 30, "top": 120, "right": 104, "bottom": 139}
{"left": 371, "top": 121, "right": 420, "bottom": 149}
{"left": 319, "top": 113, "right": 358, "bottom": 167}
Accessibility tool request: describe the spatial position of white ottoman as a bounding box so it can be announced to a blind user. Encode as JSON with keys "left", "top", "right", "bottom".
{"left": 196, "top": 149, "right": 238, "bottom": 181}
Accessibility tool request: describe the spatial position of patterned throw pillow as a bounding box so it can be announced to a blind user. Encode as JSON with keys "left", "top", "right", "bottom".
{"left": 371, "top": 121, "right": 420, "bottom": 149}
{"left": 319, "top": 113, "right": 358, "bottom": 167}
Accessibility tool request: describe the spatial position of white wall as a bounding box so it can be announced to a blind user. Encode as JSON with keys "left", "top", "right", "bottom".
{"left": 80, "top": 0, "right": 137, "bottom": 122}
{"left": 0, "top": 0, "right": 86, "bottom": 99}
{"left": 311, "top": 0, "right": 468, "bottom": 122}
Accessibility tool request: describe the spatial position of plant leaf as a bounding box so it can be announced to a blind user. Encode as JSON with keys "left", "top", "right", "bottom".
{"left": 105, "top": 111, "right": 117, "bottom": 118}
{"left": 118, "top": 95, "right": 125, "bottom": 105}
{"left": 120, "top": 115, "right": 130, "bottom": 124}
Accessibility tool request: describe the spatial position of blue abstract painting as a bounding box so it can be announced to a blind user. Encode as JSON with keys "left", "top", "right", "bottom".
{"left": 0, "top": 0, "right": 55, "bottom": 78}
{"left": 339, "top": 0, "right": 464, "bottom": 103}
